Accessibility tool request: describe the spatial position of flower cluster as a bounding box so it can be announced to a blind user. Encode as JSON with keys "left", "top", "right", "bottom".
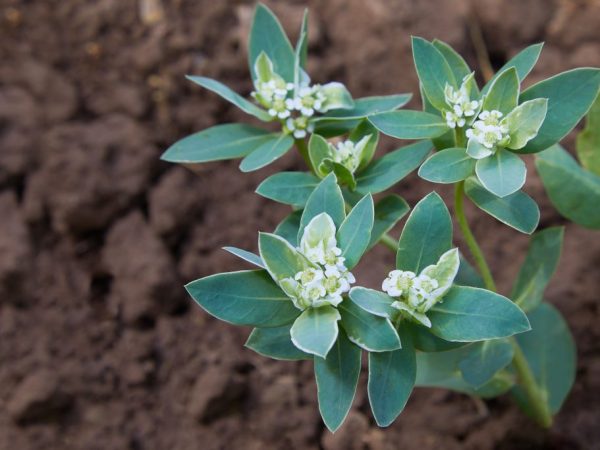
{"left": 280, "top": 214, "right": 355, "bottom": 310}
{"left": 328, "top": 135, "right": 370, "bottom": 173}
{"left": 443, "top": 81, "right": 479, "bottom": 129}
{"left": 466, "top": 110, "right": 510, "bottom": 150}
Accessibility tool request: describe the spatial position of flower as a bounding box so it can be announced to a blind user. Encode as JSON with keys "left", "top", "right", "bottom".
{"left": 326, "top": 135, "right": 371, "bottom": 174}
{"left": 443, "top": 76, "right": 480, "bottom": 129}
{"left": 466, "top": 109, "right": 510, "bottom": 150}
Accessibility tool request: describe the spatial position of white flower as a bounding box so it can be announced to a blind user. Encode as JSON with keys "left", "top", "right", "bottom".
{"left": 328, "top": 136, "right": 370, "bottom": 173}
{"left": 443, "top": 79, "right": 480, "bottom": 129}
{"left": 382, "top": 270, "right": 416, "bottom": 297}
{"left": 466, "top": 109, "right": 510, "bottom": 150}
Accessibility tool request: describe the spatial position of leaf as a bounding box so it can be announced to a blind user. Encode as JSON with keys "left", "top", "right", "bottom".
{"left": 348, "top": 287, "right": 396, "bottom": 318}
{"left": 298, "top": 173, "right": 346, "bottom": 242}
{"left": 475, "top": 149, "right": 526, "bottom": 198}
{"left": 185, "top": 76, "right": 271, "bottom": 121}
{"left": 185, "top": 270, "right": 299, "bottom": 327}
{"left": 337, "top": 195, "right": 374, "bottom": 269}
{"left": 338, "top": 300, "right": 401, "bottom": 352}
{"left": 429, "top": 286, "right": 531, "bottom": 342}
{"left": 576, "top": 93, "right": 600, "bottom": 175}
{"left": 369, "top": 111, "right": 449, "bottom": 139}
{"left": 481, "top": 43, "right": 544, "bottom": 96}
{"left": 512, "top": 303, "right": 576, "bottom": 415}
{"left": 161, "top": 124, "right": 272, "bottom": 163}
{"left": 368, "top": 195, "right": 410, "bottom": 249}
{"left": 535, "top": 144, "right": 600, "bottom": 229}
{"left": 505, "top": 98, "right": 548, "bottom": 150}
{"left": 246, "top": 323, "right": 311, "bottom": 360}
{"left": 481, "top": 67, "right": 519, "bottom": 115}
{"left": 458, "top": 340, "right": 514, "bottom": 388}
{"left": 291, "top": 305, "right": 341, "bottom": 358}
{"left": 321, "top": 82, "right": 355, "bottom": 112}
{"left": 350, "top": 120, "right": 380, "bottom": 172}
{"left": 464, "top": 177, "right": 540, "bottom": 234}
{"left": 511, "top": 227, "right": 564, "bottom": 312}
{"left": 418, "top": 147, "right": 475, "bottom": 183}
{"left": 258, "top": 232, "right": 310, "bottom": 282}
{"left": 520, "top": 68, "right": 600, "bottom": 153}
{"left": 368, "top": 328, "right": 416, "bottom": 427}
{"left": 308, "top": 134, "right": 331, "bottom": 177}
{"left": 249, "top": 4, "right": 295, "bottom": 82}
{"left": 396, "top": 192, "right": 452, "bottom": 273}
{"left": 318, "top": 94, "right": 412, "bottom": 120}
{"left": 320, "top": 159, "right": 357, "bottom": 190}
{"left": 408, "top": 322, "right": 467, "bottom": 352}
{"left": 314, "top": 330, "right": 361, "bottom": 432}
{"left": 455, "top": 254, "right": 485, "bottom": 288}
{"left": 239, "top": 133, "right": 295, "bottom": 172}
{"left": 411, "top": 37, "right": 457, "bottom": 111}
{"left": 256, "top": 171, "right": 319, "bottom": 207}
{"left": 222, "top": 246, "right": 265, "bottom": 269}
{"left": 432, "top": 39, "right": 472, "bottom": 82}
{"left": 295, "top": 9, "right": 309, "bottom": 70}
{"left": 274, "top": 210, "right": 302, "bottom": 247}
{"left": 355, "top": 141, "right": 432, "bottom": 194}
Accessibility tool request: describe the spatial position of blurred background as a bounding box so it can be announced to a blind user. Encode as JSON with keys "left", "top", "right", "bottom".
{"left": 1, "top": 0, "right": 599, "bottom": 449}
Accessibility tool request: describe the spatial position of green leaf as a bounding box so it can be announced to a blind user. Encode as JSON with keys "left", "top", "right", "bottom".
{"left": 408, "top": 322, "right": 467, "bottom": 352}
{"left": 249, "top": 4, "right": 295, "bottom": 82}
{"left": 350, "top": 120, "right": 380, "bottom": 172}
{"left": 455, "top": 254, "right": 485, "bottom": 288}
{"left": 222, "top": 246, "right": 265, "bottom": 269}
{"left": 185, "top": 270, "right": 299, "bottom": 327}
{"left": 481, "top": 67, "right": 519, "bottom": 115}
{"left": 368, "top": 195, "right": 410, "bottom": 249}
{"left": 239, "top": 133, "right": 295, "bottom": 172}
{"left": 458, "top": 340, "right": 514, "bottom": 388}
{"left": 245, "top": 323, "right": 311, "bottom": 360}
{"left": 505, "top": 99, "right": 548, "bottom": 150}
{"left": 535, "top": 144, "right": 600, "bottom": 229}
{"left": 320, "top": 159, "right": 357, "bottom": 190}
{"left": 464, "top": 177, "right": 540, "bottom": 234}
{"left": 432, "top": 39, "right": 472, "bottom": 82}
{"left": 396, "top": 192, "right": 452, "bottom": 273}
{"left": 429, "top": 286, "right": 531, "bottom": 342}
{"left": 258, "top": 232, "right": 310, "bottom": 282}
{"left": 576, "top": 93, "right": 600, "bottom": 175}
{"left": 512, "top": 303, "right": 576, "bottom": 415}
{"left": 308, "top": 134, "right": 331, "bottom": 177}
{"left": 161, "top": 124, "right": 272, "bottom": 163}
{"left": 274, "top": 210, "right": 302, "bottom": 247}
{"left": 475, "top": 149, "right": 526, "bottom": 198}
{"left": 337, "top": 195, "right": 374, "bottom": 269}
{"left": 369, "top": 111, "right": 449, "bottom": 139}
{"left": 520, "top": 68, "right": 600, "bottom": 153}
{"left": 291, "top": 305, "right": 341, "bottom": 358}
{"left": 185, "top": 76, "right": 271, "bottom": 121}
{"left": 314, "top": 330, "right": 361, "bottom": 432}
{"left": 368, "top": 328, "right": 416, "bottom": 427}
{"left": 321, "top": 82, "right": 354, "bottom": 112}
{"left": 511, "top": 227, "right": 564, "bottom": 312}
{"left": 481, "top": 43, "right": 544, "bottom": 96}
{"left": 298, "top": 173, "right": 346, "bottom": 242}
{"left": 256, "top": 171, "right": 319, "bottom": 207}
{"left": 349, "top": 287, "right": 396, "bottom": 318}
{"left": 412, "top": 37, "right": 456, "bottom": 111}
{"left": 318, "top": 94, "right": 412, "bottom": 120}
{"left": 356, "top": 141, "right": 432, "bottom": 194}
{"left": 338, "top": 300, "right": 400, "bottom": 352}
{"left": 418, "top": 147, "right": 475, "bottom": 183}
{"left": 295, "top": 9, "right": 309, "bottom": 70}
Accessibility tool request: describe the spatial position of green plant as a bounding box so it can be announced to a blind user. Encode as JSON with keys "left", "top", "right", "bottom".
{"left": 161, "top": 4, "right": 600, "bottom": 432}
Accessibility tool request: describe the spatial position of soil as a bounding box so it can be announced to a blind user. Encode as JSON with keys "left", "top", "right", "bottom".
{"left": 1, "top": 0, "right": 599, "bottom": 449}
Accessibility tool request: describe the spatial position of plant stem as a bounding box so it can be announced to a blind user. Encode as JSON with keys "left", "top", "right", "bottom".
{"left": 295, "top": 138, "right": 314, "bottom": 172}
{"left": 379, "top": 232, "right": 399, "bottom": 252}
{"left": 453, "top": 181, "right": 496, "bottom": 292}
{"left": 454, "top": 127, "right": 467, "bottom": 148}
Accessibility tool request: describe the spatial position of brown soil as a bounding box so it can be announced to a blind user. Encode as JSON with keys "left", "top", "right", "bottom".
{"left": 1, "top": 0, "right": 599, "bottom": 449}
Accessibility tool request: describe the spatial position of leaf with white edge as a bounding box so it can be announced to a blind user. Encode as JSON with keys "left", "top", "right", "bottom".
{"left": 520, "top": 68, "right": 600, "bottom": 153}
{"left": 512, "top": 303, "right": 576, "bottom": 415}
{"left": 308, "top": 134, "right": 331, "bottom": 177}
{"left": 185, "top": 76, "right": 272, "bottom": 121}
{"left": 223, "top": 246, "right": 265, "bottom": 269}
{"left": 258, "top": 232, "right": 311, "bottom": 281}
{"left": 350, "top": 120, "right": 380, "bottom": 172}
{"left": 475, "top": 149, "right": 526, "bottom": 198}
{"left": 432, "top": 39, "right": 472, "bottom": 82}
{"left": 240, "top": 133, "right": 294, "bottom": 172}
{"left": 481, "top": 43, "right": 544, "bottom": 96}
{"left": 481, "top": 67, "right": 519, "bottom": 115}
{"left": 464, "top": 177, "right": 540, "bottom": 234}
{"left": 314, "top": 330, "right": 361, "bottom": 432}
{"left": 576, "top": 93, "right": 600, "bottom": 175}
{"left": 455, "top": 254, "right": 485, "bottom": 288}
{"left": 275, "top": 210, "right": 302, "bottom": 247}
{"left": 185, "top": 270, "right": 299, "bottom": 327}
{"left": 420, "top": 248, "right": 460, "bottom": 296}
{"left": 511, "top": 227, "right": 564, "bottom": 312}
{"left": 349, "top": 287, "right": 396, "bottom": 318}
{"left": 246, "top": 323, "right": 311, "bottom": 360}
{"left": 161, "top": 124, "right": 272, "bottom": 163}
{"left": 338, "top": 300, "right": 400, "bottom": 352}
{"left": 458, "top": 340, "right": 514, "bottom": 388}
{"left": 356, "top": 140, "right": 432, "bottom": 194}
{"left": 505, "top": 99, "right": 548, "bottom": 150}
{"left": 320, "top": 159, "right": 357, "bottom": 190}
{"left": 368, "top": 328, "right": 416, "bottom": 427}
{"left": 428, "top": 286, "right": 531, "bottom": 342}
{"left": 412, "top": 37, "right": 457, "bottom": 111}
{"left": 295, "top": 10, "right": 308, "bottom": 71}
{"left": 337, "top": 195, "right": 374, "bottom": 269}
{"left": 291, "top": 305, "right": 341, "bottom": 358}
{"left": 396, "top": 192, "right": 452, "bottom": 273}
{"left": 249, "top": 4, "right": 295, "bottom": 82}
{"left": 298, "top": 173, "right": 346, "bottom": 241}
{"left": 466, "top": 138, "right": 494, "bottom": 160}
{"left": 368, "top": 195, "right": 410, "bottom": 249}
{"left": 408, "top": 322, "right": 467, "bottom": 352}
{"left": 369, "top": 111, "right": 449, "bottom": 139}
{"left": 419, "top": 147, "right": 475, "bottom": 183}
{"left": 321, "top": 82, "right": 354, "bottom": 112}
{"left": 535, "top": 145, "right": 600, "bottom": 229}
{"left": 256, "top": 171, "right": 319, "bottom": 207}
{"left": 318, "top": 94, "right": 412, "bottom": 121}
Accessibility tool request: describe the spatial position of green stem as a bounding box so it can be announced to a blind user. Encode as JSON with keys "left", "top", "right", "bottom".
{"left": 379, "top": 233, "right": 399, "bottom": 252}
{"left": 454, "top": 127, "right": 467, "bottom": 148}
{"left": 295, "top": 138, "right": 313, "bottom": 173}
